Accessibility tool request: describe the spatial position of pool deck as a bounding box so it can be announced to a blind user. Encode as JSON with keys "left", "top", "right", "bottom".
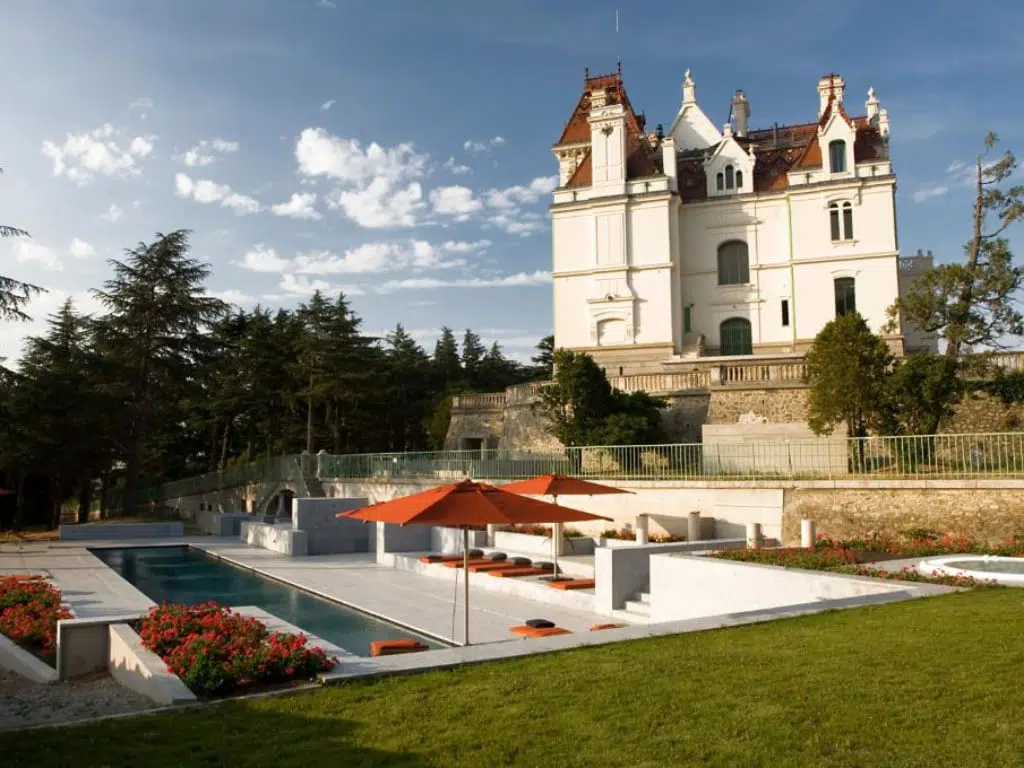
{"left": 0, "top": 538, "right": 620, "bottom": 647}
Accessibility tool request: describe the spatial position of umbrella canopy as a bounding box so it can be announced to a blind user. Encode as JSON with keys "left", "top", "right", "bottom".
{"left": 338, "top": 479, "right": 612, "bottom": 527}
{"left": 338, "top": 479, "right": 609, "bottom": 646}
{"left": 500, "top": 474, "right": 632, "bottom": 499}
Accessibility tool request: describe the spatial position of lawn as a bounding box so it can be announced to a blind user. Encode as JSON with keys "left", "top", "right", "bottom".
{"left": 2, "top": 589, "right": 1022, "bottom": 767}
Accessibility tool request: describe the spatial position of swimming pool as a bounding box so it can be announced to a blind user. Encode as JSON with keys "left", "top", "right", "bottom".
{"left": 91, "top": 546, "right": 443, "bottom": 656}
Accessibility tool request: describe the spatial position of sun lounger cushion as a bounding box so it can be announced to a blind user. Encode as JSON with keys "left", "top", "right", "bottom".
{"left": 525, "top": 618, "right": 555, "bottom": 629}
{"left": 488, "top": 567, "right": 548, "bottom": 578}
{"left": 589, "top": 623, "right": 626, "bottom": 631}
{"left": 442, "top": 558, "right": 491, "bottom": 568}
{"left": 370, "top": 638, "right": 429, "bottom": 657}
{"left": 507, "top": 557, "right": 532, "bottom": 566}
{"left": 486, "top": 552, "right": 508, "bottom": 561}
{"left": 467, "top": 562, "right": 517, "bottom": 573}
{"left": 467, "top": 548, "right": 484, "bottom": 558}
{"left": 531, "top": 561, "right": 555, "bottom": 571}
{"left": 419, "top": 554, "right": 462, "bottom": 564}
{"left": 509, "top": 625, "right": 571, "bottom": 638}
{"left": 547, "top": 578, "right": 596, "bottom": 591}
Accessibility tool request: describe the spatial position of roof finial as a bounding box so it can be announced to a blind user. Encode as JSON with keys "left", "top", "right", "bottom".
{"left": 617, "top": 60, "right": 622, "bottom": 75}
{"left": 584, "top": 67, "right": 590, "bottom": 83}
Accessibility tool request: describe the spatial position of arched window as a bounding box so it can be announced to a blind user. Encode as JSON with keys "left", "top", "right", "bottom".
{"left": 829, "top": 201, "right": 854, "bottom": 241}
{"left": 720, "top": 318, "right": 752, "bottom": 356}
{"left": 834, "top": 277, "right": 856, "bottom": 317}
{"left": 829, "top": 140, "right": 847, "bottom": 173}
{"left": 716, "top": 172, "right": 724, "bottom": 191}
{"left": 717, "top": 240, "right": 749, "bottom": 285}
{"left": 735, "top": 170, "right": 743, "bottom": 189}
{"left": 725, "top": 165, "right": 735, "bottom": 190}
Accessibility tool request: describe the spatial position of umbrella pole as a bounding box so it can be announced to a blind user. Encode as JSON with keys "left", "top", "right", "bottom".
{"left": 463, "top": 526, "right": 470, "bottom": 646}
{"left": 552, "top": 494, "right": 559, "bottom": 579}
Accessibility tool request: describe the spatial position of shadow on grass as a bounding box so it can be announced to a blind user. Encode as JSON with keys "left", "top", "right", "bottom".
{"left": 0, "top": 692, "right": 434, "bottom": 768}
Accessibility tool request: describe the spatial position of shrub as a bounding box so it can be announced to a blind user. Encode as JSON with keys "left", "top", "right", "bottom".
{"left": 0, "top": 575, "right": 72, "bottom": 663}
{"left": 138, "top": 602, "right": 335, "bottom": 697}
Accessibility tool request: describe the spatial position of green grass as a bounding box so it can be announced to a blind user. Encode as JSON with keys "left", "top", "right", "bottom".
{"left": 3, "top": 589, "right": 1022, "bottom": 767}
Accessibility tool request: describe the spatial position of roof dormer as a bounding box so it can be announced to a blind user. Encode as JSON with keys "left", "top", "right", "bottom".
{"left": 703, "top": 125, "right": 755, "bottom": 198}
{"left": 817, "top": 75, "right": 856, "bottom": 180}
{"left": 668, "top": 69, "right": 722, "bottom": 151}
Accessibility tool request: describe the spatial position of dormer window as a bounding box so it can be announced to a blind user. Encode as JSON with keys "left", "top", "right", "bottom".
{"left": 829, "top": 140, "right": 847, "bottom": 173}
{"left": 829, "top": 201, "right": 854, "bottom": 241}
{"left": 725, "top": 165, "right": 735, "bottom": 190}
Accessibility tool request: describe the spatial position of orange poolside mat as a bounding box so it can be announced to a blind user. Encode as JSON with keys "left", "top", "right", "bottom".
{"left": 488, "top": 567, "right": 549, "bottom": 578}
{"left": 418, "top": 554, "right": 463, "bottom": 564}
{"left": 467, "top": 562, "right": 518, "bottom": 573}
{"left": 547, "top": 578, "right": 596, "bottom": 591}
{"left": 370, "top": 638, "right": 429, "bottom": 657}
{"left": 589, "top": 623, "right": 626, "bottom": 631}
{"left": 509, "top": 625, "right": 571, "bottom": 638}
{"left": 442, "top": 558, "right": 492, "bottom": 568}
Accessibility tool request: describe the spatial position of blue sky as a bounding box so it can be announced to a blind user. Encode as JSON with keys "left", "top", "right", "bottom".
{"left": 1, "top": 0, "right": 1022, "bottom": 362}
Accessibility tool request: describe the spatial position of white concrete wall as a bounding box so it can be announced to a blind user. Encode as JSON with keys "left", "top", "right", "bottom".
{"left": 57, "top": 613, "right": 146, "bottom": 680}
{"left": 0, "top": 632, "right": 58, "bottom": 683}
{"left": 648, "top": 554, "right": 906, "bottom": 622}
{"left": 108, "top": 623, "right": 196, "bottom": 705}
{"left": 59, "top": 522, "right": 184, "bottom": 541}
{"left": 240, "top": 520, "right": 308, "bottom": 556}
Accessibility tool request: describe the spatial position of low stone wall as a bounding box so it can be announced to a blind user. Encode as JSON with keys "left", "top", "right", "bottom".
{"left": 292, "top": 497, "right": 370, "bottom": 555}
{"left": 197, "top": 511, "right": 251, "bottom": 536}
{"left": 240, "top": 520, "right": 308, "bottom": 555}
{"left": 784, "top": 485, "right": 1024, "bottom": 545}
{"left": 0, "top": 632, "right": 58, "bottom": 683}
{"left": 108, "top": 623, "right": 196, "bottom": 705}
{"left": 59, "top": 522, "right": 184, "bottom": 541}
{"left": 57, "top": 613, "right": 146, "bottom": 680}
{"left": 648, "top": 554, "right": 909, "bottom": 622}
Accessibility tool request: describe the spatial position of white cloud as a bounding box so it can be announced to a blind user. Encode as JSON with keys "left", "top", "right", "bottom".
{"left": 296, "top": 128, "right": 430, "bottom": 228}
{"left": 10, "top": 241, "right": 62, "bottom": 271}
{"left": 463, "top": 136, "right": 506, "bottom": 154}
{"left": 41, "top": 124, "right": 157, "bottom": 185}
{"left": 101, "top": 203, "right": 123, "bottom": 222}
{"left": 68, "top": 238, "right": 95, "bottom": 259}
{"left": 236, "top": 239, "right": 487, "bottom": 276}
{"left": 238, "top": 245, "right": 290, "bottom": 273}
{"left": 429, "top": 185, "right": 482, "bottom": 221}
{"left": 128, "top": 97, "right": 153, "bottom": 120}
{"left": 271, "top": 192, "right": 322, "bottom": 220}
{"left": 326, "top": 178, "right": 425, "bottom": 229}
{"left": 378, "top": 270, "right": 552, "bottom": 292}
{"left": 321, "top": 99, "right": 335, "bottom": 111}
{"left": 913, "top": 184, "right": 949, "bottom": 203}
{"left": 488, "top": 211, "right": 546, "bottom": 236}
{"left": 180, "top": 138, "right": 240, "bottom": 167}
{"left": 175, "top": 172, "right": 261, "bottom": 215}
{"left": 315, "top": 0, "right": 337, "bottom": 7}
{"left": 485, "top": 175, "right": 558, "bottom": 209}
{"left": 443, "top": 156, "right": 472, "bottom": 175}
{"left": 276, "top": 273, "right": 364, "bottom": 298}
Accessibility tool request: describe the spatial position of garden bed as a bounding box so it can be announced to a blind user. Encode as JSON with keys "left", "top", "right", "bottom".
{"left": 134, "top": 602, "right": 337, "bottom": 698}
{"left": 711, "top": 531, "right": 1024, "bottom": 587}
{"left": 0, "top": 575, "right": 72, "bottom": 667}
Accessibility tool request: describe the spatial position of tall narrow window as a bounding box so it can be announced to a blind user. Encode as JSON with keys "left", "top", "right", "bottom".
{"left": 842, "top": 201, "right": 854, "bottom": 239}
{"left": 829, "top": 140, "right": 847, "bottom": 173}
{"left": 725, "top": 165, "right": 735, "bottom": 190}
{"left": 735, "top": 170, "right": 743, "bottom": 189}
{"left": 717, "top": 240, "right": 750, "bottom": 285}
{"left": 720, "top": 318, "right": 752, "bottom": 356}
{"left": 716, "top": 172, "right": 724, "bottom": 191}
{"left": 683, "top": 305, "right": 692, "bottom": 333}
{"left": 829, "top": 203, "right": 842, "bottom": 241}
{"left": 834, "top": 277, "right": 856, "bottom": 317}
{"left": 781, "top": 299, "right": 790, "bottom": 327}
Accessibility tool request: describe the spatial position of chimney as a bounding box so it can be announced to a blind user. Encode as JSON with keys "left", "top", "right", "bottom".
{"left": 817, "top": 73, "right": 846, "bottom": 117}
{"left": 865, "top": 87, "right": 879, "bottom": 124}
{"left": 661, "top": 136, "right": 677, "bottom": 190}
{"left": 878, "top": 107, "right": 890, "bottom": 139}
{"left": 590, "top": 87, "right": 608, "bottom": 110}
{"left": 731, "top": 90, "right": 750, "bottom": 137}
{"left": 682, "top": 69, "right": 696, "bottom": 105}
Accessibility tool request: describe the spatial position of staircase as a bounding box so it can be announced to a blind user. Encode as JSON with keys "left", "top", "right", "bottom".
{"left": 616, "top": 587, "right": 651, "bottom": 623}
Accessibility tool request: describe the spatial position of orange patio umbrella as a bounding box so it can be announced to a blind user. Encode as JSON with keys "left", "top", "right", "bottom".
{"left": 500, "top": 474, "right": 632, "bottom": 577}
{"left": 337, "top": 479, "right": 610, "bottom": 645}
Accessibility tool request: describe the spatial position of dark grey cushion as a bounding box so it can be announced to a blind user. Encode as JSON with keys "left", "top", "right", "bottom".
{"left": 532, "top": 561, "right": 555, "bottom": 571}
{"left": 508, "top": 556, "right": 532, "bottom": 566}
{"left": 486, "top": 552, "right": 508, "bottom": 561}
{"left": 525, "top": 618, "right": 555, "bottom": 629}
{"left": 467, "top": 548, "right": 484, "bottom": 558}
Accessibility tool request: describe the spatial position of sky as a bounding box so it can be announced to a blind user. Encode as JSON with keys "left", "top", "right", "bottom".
{"left": 1, "top": 0, "right": 1022, "bottom": 364}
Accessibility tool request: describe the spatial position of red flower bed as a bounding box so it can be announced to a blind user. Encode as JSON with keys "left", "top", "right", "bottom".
{"left": 0, "top": 575, "right": 72, "bottom": 663}
{"left": 602, "top": 528, "right": 686, "bottom": 543}
{"left": 714, "top": 547, "right": 858, "bottom": 570}
{"left": 138, "top": 602, "right": 336, "bottom": 697}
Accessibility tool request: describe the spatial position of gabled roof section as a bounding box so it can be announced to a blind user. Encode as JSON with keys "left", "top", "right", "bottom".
{"left": 818, "top": 94, "right": 855, "bottom": 130}
{"left": 554, "top": 66, "right": 645, "bottom": 148}
{"left": 566, "top": 150, "right": 592, "bottom": 187}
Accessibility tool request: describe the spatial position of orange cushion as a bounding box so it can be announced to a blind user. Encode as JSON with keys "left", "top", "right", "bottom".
{"left": 509, "top": 625, "right": 571, "bottom": 638}
{"left": 442, "top": 558, "right": 491, "bottom": 568}
{"left": 548, "top": 579, "right": 596, "bottom": 591}
{"left": 467, "top": 562, "right": 517, "bottom": 573}
{"left": 370, "top": 638, "right": 429, "bottom": 657}
{"left": 419, "top": 554, "right": 462, "bottom": 564}
{"left": 489, "top": 567, "right": 547, "bottom": 578}
{"left": 589, "top": 623, "right": 626, "bottom": 631}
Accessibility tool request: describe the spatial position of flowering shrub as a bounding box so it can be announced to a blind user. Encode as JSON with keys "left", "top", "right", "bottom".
{"left": 714, "top": 547, "right": 858, "bottom": 570}
{"left": 0, "top": 575, "right": 73, "bottom": 663}
{"left": 138, "top": 602, "right": 336, "bottom": 697}
{"left": 833, "top": 565, "right": 1000, "bottom": 589}
{"left": 601, "top": 528, "right": 686, "bottom": 543}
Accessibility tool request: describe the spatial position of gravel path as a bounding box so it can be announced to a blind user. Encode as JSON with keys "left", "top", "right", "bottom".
{"left": 0, "top": 668, "right": 159, "bottom": 732}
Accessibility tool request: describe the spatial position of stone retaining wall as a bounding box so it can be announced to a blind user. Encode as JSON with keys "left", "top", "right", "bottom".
{"left": 782, "top": 487, "right": 1024, "bottom": 545}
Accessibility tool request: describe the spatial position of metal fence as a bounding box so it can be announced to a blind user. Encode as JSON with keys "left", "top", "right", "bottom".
{"left": 79, "top": 432, "right": 1024, "bottom": 514}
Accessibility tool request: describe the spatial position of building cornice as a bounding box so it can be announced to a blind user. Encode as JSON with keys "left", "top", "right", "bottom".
{"left": 677, "top": 173, "right": 895, "bottom": 210}
{"left": 554, "top": 262, "right": 676, "bottom": 279}
{"left": 550, "top": 188, "right": 673, "bottom": 213}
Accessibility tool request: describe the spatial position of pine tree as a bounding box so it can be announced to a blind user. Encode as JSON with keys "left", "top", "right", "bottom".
{"left": 460, "top": 329, "right": 486, "bottom": 388}
{"left": 433, "top": 326, "right": 462, "bottom": 389}
{"left": 0, "top": 166, "right": 44, "bottom": 324}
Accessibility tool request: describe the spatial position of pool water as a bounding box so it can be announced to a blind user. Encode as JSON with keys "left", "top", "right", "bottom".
{"left": 91, "top": 546, "right": 442, "bottom": 656}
